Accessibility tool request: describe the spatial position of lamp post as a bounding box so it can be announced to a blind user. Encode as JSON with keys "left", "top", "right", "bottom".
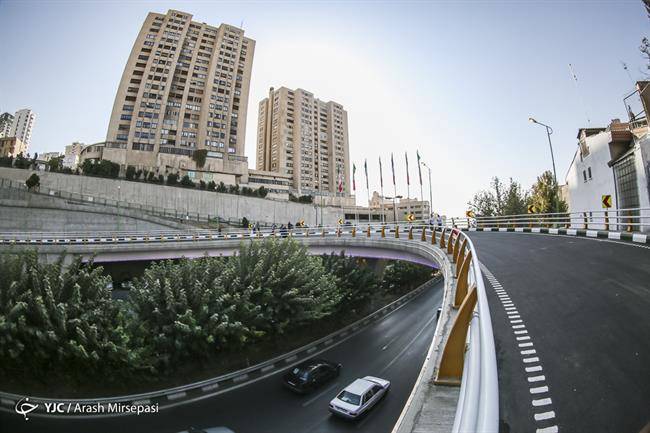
{"left": 421, "top": 161, "right": 433, "bottom": 219}
{"left": 529, "top": 117, "right": 559, "bottom": 212}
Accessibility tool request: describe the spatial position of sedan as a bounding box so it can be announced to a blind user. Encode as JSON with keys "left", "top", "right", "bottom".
{"left": 283, "top": 358, "right": 341, "bottom": 394}
{"left": 329, "top": 376, "right": 390, "bottom": 419}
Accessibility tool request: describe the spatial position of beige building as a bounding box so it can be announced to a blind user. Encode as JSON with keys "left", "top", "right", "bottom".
{"left": 104, "top": 9, "right": 255, "bottom": 182}
{"left": 0, "top": 112, "right": 13, "bottom": 138}
{"left": 63, "top": 141, "right": 84, "bottom": 168}
{"left": 368, "top": 191, "right": 431, "bottom": 222}
{"left": 256, "top": 87, "right": 351, "bottom": 199}
{"left": 0, "top": 137, "right": 27, "bottom": 158}
{"left": 9, "top": 109, "right": 35, "bottom": 148}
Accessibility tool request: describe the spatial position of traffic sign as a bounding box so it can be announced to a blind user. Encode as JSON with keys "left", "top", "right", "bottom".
{"left": 602, "top": 194, "right": 612, "bottom": 209}
{"left": 527, "top": 205, "right": 536, "bottom": 214}
{"left": 466, "top": 210, "right": 476, "bottom": 218}
{"left": 337, "top": 218, "right": 344, "bottom": 225}
{"left": 406, "top": 213, "right": 416, "bottom": 222}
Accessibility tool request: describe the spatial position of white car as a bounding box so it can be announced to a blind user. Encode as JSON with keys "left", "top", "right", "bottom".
{"left": 329, "top": 376, "right": 390, "bottom": 419}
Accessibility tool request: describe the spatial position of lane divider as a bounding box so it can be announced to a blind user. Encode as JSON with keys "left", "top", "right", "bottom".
{"left": 464, "top": 226, "right": 649, "bottom": 245}
{"left": 480, "top": 265, "right": 559, "bottom": 433}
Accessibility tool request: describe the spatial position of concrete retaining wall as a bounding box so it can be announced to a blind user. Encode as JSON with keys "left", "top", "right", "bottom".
{"left": 0, "top": 168, "right": 342, "bottom": 226}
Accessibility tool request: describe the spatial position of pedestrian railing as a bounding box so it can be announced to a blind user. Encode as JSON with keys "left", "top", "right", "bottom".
{"left": 0, "top": 224, "right": 499, "bottom": 431}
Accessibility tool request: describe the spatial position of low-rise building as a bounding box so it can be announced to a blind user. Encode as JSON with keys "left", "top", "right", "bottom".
{"left": 0, "top": 137, "right": 27, "bottom": 158}
{"left": 0, "top": 112, "right": 14, "bottom": 138}
{"left": 246, "top": 169, "right": 292, "bottom": 199}
{"left": 40, "top": 152, "right": 63, "bottom": 162}
{"left": 63, "top": 142, "right": 84, "bottom": 169}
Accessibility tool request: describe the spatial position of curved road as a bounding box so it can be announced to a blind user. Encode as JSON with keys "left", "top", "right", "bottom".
{"left": 469, "top": 232, "right": 650, "bottom": 433}
{"left": 1, "top": 280, "right": 443, "bottom": 433}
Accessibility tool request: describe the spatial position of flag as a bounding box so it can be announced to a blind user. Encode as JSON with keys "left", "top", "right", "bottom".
{"left": 352, "top": 163, "right": 356, "bottom": 191}
{"left": 379, "top": 156, "right": 384, "bottom": 188}
{"left": 390, "top": 153, "right": 396, "bottom": 186}
{"left": 417, "top": 150, "right": 423, "bottom": 186}
{"left": 405, "top": 152, "right": 410, "bottom": 186}
{"left": 364, "top": 159, "right": 369, "bottom": 191}
{"left": 337, "top": 166, "right": 343, "bottom": 193}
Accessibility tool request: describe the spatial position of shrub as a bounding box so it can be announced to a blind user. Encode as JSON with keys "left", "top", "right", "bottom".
{"left": 25, "top": 173, "right": 40, "bottom": 190}
{"left": 166, "top": 173, "right": 179, "bottom": 186}
{"left": 192, "top": 149, "right": 208, "bottom": 168}
{"left": 179, "top": 175, "right": 195, "bottom": 188}
{"left": 216, "top": 181, "right": 227, "bottom": 193}
{"left": 241, "top": 216, "right": 250, "bottom": 228}
{"left": 257, "top": 186, "right": 269, "bottom": 198}
{"left": 199, "top": 180, "right": 206, "bottom": 190}
{"left": 125, "top": 165, "right": 136, "bottom": 181}
{"left": 207, "top": 180, "right": 216, "bottom": 191}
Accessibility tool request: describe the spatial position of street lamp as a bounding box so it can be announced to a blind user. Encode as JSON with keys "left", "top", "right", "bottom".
{"left": 529, "top": 117, "right": 559, "bottom": 212}
{"left": 420, "top": 161, "right": 433, "bottom": 219}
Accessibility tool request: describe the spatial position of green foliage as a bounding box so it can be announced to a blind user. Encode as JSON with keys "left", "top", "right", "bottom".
{"left": 179, "top": 175, "right": 195, "bottom": 188}
{"left": 166, "top": 172, "right": 179, "bottom": 186}
{"left": 321, "top": 253, "right": 379, "bottom": 312}
{"left": 47, "top": 155, "right": 64, "bottom": 173}
{"left": 382, "top": 260, "right": 433, "bottom": 296}
{"left": 0, "top": 155, "right": 13, "bottom": 167}
{"left": 468, "top": 176, "right": 528, "bottom": 216}
{"left": 25, "top": 173, "right": 40, "bottom": 190}
{"left": 257, "top": 186, "right": 269, "bottom": 198}
{"left": 13, "top": 153, "right": 30, "bottom": 169}
{"left": 0, "top": 251, "right": 147, "bottom": 383}
{"left": 228, "top": 184, "right": 240, "bottom": 195}
{"left": 207, "top": 180, "right": 217, "bottom": 191}
{"left": 125, "top": 165, "right": 136, "bottom": 181}
{"left": 80, "top": 159, "right": 120, "bottom": 178}
{"left": 241, "top": 186, "right": 254, "bottom": 196}
{"left": 241, "top": 216, "right": 250, "bottom": 228}
{"left": 289, "top": 193, "right": 314, "bottom": 204}
{"left": 199, "top": 180, "right": 206, "bottom": 190}
{"left": 529, "top": 170, "right": 567, "bottom": 213}
{"left": 192, "top": 149, "right": 208, "bottom": 168}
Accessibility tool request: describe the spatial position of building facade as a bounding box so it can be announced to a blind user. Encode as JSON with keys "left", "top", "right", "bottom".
{"left": 0, "top": 137, "right": 27, "bottom": 158}
{"left": 9, "top": 109, "right": 35, "bottom": 148}
{"left": 40, "top": 152, "right": 63, "bottom": 162}
{"left": 63, "top": 142, "right": 84, "bottom": 169}
{"left": 256, "top": 87, "right": 351, "bottom": 198}
{"left": 104, "top": 9, "right": 255, "bottom": 182}
{"left": 0, "top": 112, "right": 14, "bottom": 138}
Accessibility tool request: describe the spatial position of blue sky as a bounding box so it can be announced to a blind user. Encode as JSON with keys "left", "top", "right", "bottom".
{"left": 0, "top": 0, "right": 648, "bottom": 215}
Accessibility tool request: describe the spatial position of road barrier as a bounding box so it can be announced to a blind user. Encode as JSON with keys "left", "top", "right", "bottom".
{"left": 0, "top": 224, "right": 499, "bottom": 432}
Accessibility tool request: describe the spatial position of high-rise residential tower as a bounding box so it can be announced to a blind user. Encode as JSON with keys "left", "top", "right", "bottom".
{"left": 8, "top": 109, "right": 35, "bottom": 148}
{"left": 104, "top": 9, "right": 255, "bottom": 182}
{"left": 0, "top": 112, "right": 14, "bottom": 138}
{"left": 256, "top": 87, "right": 351, "bottom": 197}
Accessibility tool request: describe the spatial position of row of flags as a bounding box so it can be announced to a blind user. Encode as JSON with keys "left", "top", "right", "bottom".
{"left": 348, "top": 151, "right": 425, "bottom": 195}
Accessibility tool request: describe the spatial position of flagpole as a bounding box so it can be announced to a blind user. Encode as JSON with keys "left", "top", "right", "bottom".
{"left": 379, "top": 156, "right": 385, "bottom": 225}
{"left": 405, "top": 152, "right": 411, "bottom": 219}
{"left": 417, "top": 151, "right": 424, "bottom": 203}
{"left": 391, "top": 153, "right": 397, "bottom": 224}
{"left": 364, "top": 159, "right": 370, "bottom": 225}
{"left": 353, "top": 163, "right": 359, "bottom": 226}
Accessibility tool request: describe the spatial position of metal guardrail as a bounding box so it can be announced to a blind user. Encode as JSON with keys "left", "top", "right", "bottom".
{"left": 450, "top": 207, "right": 650, "bottom": 233}
{"left": 0, "top": 225, "right": 499, "bottom": 431}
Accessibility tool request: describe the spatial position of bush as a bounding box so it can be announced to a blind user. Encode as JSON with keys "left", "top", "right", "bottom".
{"left": 146, "top": 171, "right": 155, "bottom": 182}
{"left": 382, "top": 260, "right": 433, "bottom": 296}
{"left": 25, "top": 173, "right": 40, "bottom": 190}
{"left": 207, "top": 180, "right": 216, "bottom": 191}
{"left": 179, "top": 175, "right": 195, "bottom": 188}
{"left": 257, "top": 186, "right": 269, "bottom": 198}
{"left": 199, "top": 180, "right": 206, "bottom": 190}
{"left": 192, "top": 149, "right": 208, "bottom": 168}
{"left": 0, "top": 155, "right": 13, "bottom": 167}
{"left": 125, "top": 165, "right": 136, "bottom": 181}
{"left": 47, "top": 155, "right": 64, "bottom": 172}
{"left": 241, "top": 186, "right": 254, "bottom": 196}
{"left": 157, "top": 174, "right": 164, "bottom": 184}
{"left": 241, "top": 216, "right": 250, "bottom": 228}
{"left": 228, "top": 184, "right": 240, "bottom": 195}
{"left": 13, "top": 153, "right": 30, "bottom": 169}
{"left": 166, "top": 173, "right": 179, "bottom": 186}
{"left": 80, "top": 159, "right": 119, "bottom": 178}
{"left": 216, "top": 181, "right": 227, "bottom": 193}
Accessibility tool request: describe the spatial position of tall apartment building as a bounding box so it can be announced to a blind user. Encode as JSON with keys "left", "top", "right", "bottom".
{"left": 63, "top": 141, "right": 84, "bottom": 168}
{"left": 256, "top": 87, "right": 351, "bottom": 197}
{"left": 0, "top": 112, "right": 14, "bottom": 138}
{"left": 104, "top": 9, "right": 255, "bottom": 183}
{"left": 9, "top": 109, "right": 36, "bottom": 148}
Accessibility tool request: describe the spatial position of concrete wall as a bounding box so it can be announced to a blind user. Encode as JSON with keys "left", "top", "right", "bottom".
{"left": 0, "top": 186, "right": 189, "bottom": 233}
{"left": 0, "top": 168, "right": 342, "bottom": 226}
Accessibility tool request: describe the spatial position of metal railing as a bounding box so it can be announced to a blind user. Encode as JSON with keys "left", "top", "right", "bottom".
{"left": 0, "top": 224, "right": 499, "bottom": 430}
{"left": 449, "top": 207, "right": 650, "bottom": 233}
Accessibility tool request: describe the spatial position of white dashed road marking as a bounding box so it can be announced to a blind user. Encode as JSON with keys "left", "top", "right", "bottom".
{"left": 480, "top": 264, "right": 559, "bottom": 433}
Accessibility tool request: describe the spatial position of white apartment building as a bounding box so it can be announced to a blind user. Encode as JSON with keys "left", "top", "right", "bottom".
{"left": 0, "top": 112, "right": 14, "bottom": 138}
{"left": 9, "top": 109, "right": 35, "bottom": 148}
{"left": 63, "top": 142, "right": 84, "bottom": 169}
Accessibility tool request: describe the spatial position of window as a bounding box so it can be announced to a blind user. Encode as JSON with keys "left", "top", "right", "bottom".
{"left": 120, "top": 114, "right": 132, "bottom": 121}
{"left": 583, "top": 170, "right": 587, "bottom": 182}
{"left": 588, "top": 167, "right": 592, "bottom": 180}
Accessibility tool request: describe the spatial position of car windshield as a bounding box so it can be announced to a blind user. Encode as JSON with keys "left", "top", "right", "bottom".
{"left": 290, "top": 367, "right": 310, "bottom": 381}
{"left": 337, "top": 390, "right": 361, "bottom": 406}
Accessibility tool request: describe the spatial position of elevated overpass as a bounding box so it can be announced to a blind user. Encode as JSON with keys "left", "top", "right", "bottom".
{"left": 1, "top": 225, "right": 649, "bottom": 432}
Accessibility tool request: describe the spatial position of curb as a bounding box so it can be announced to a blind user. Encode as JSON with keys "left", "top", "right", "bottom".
{"left": 465, "top": 226, "right": 649, "bottom": 244}
{"left": 0, "top": 276, "right": 442, "bottom": 419}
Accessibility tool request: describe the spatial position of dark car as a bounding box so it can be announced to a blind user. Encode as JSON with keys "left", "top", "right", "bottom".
{"left": 283, "top": 359, "right": 341, "bottom": 393}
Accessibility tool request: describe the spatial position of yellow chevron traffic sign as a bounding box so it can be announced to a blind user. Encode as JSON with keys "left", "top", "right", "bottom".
{"left": 527, "top": 205, "right": 536, "bottom": 213}
{"left": 602, "top": 194, "right": 612, "bottom": 209}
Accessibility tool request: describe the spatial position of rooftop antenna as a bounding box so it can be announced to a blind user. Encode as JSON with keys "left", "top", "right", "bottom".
{"left": 240, "top": 20, "right": 244, "bottom": 29}
{"left": 620, "top": 61, "right": 635, "bottom": 84}
{"left": 568, "top": 63, "right": 591, "bottom": 125}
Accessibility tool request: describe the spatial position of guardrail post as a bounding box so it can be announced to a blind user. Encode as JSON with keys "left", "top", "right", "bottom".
{"left": 431, "top": 227, "right": 437, "bottom": 245}
{"left": 452, "top": 234, "right": 461, "bottom": 262}
{"left": 421, "top": 227, "right": 427, "bottom": 241}
{"left": 435, "top": 285, "right": 477, "bottom": 386}
{"left": 395, "top": 225, "right": 400, "bottom": 238}
{"left": 627, "top": 214, "right": 633, "bottom": 232}
{"left": 336, "top": 227, "right": 341, "bottom": 237}
{"left": 352, "top": 226, "right": 356, "bottom": 237}
{"left": 367, "top": 226, "right": 371, "bottom": 237}
{"left": 454, "top": 237, "right": 467, "bottom": 264}
{"left": 304, "top": 229, "right": 308, "bottom": 237}
{"left": 583, "top": 212, "right": 588, "bottom": 230}
{"left": 454, "top": 250, "right": 472, "bottom": 306}
{"left": 321, "top": 228, "right": 325, "bottom": 237}
{"left": 605, "top": 211, "right": 609, "bottom": 231}
{"left": 381, "top": 226, "right": 386, "bottom": 238}
{"left": 447, "top": 230, "right": 455, "bottom": 255}
{"left": 408, "top": 227, "right": 413, "bottom": 240}
{"left": 439, "top": 228, "right": 446, "bottom": 248}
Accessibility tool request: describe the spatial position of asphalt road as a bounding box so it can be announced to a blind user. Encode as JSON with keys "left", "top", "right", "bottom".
{"left": 0, "top": 280, "right": 443, "bottom": 433}
{"left": 469, "top": 232, "right": 650, "bottom": 433}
